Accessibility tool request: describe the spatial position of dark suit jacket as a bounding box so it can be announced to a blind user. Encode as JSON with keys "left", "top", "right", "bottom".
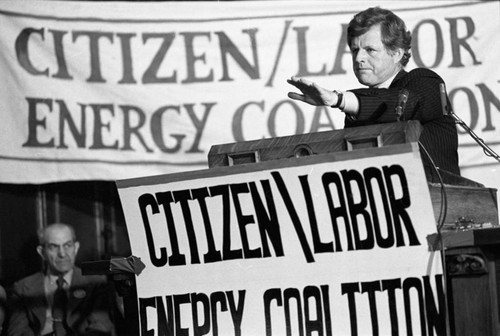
{"left": 345, "top": 68, "right": 460, "bottom": 181}
{"left": 6, "top": 267, "right": 114, "bottom": 336}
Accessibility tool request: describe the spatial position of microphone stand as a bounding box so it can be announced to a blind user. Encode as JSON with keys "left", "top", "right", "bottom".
{"left": 439, "top": 83, "right": 500, "bottom": 163}
{"left": 448, "top": 110, "right": 500, "bottom": 163}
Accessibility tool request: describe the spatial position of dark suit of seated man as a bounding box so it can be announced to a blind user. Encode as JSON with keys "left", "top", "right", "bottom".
{"left": 288, "top": 6, "right": 460, "bottom": 182}
{"left": 6, "top": 223, "right": 114, "bottom": 336}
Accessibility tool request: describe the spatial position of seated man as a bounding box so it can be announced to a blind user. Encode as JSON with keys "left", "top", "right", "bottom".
{"left": 7, "top": 223, "right": 114, "bottom": 336}
{"left": 288, "top": 6, "right": 460, "bottom": 182}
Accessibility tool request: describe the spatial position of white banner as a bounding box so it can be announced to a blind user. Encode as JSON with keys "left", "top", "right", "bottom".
{"left": 0, "top": 1, "right": 499, "bottom": 205}
{"left": 117, "top": 143, "right": 445, "bottom": 335}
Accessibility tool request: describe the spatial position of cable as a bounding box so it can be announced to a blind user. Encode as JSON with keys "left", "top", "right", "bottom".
{"left": 418, "top": 141, "right": 448, "bottom": 231}
{"left": 418, "top": 140, "right": 451, "bottom": 336}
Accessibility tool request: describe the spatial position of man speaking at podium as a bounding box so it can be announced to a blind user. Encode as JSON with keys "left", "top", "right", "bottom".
{"left": 287, "top": 7, "right": 460, "bottom": 182}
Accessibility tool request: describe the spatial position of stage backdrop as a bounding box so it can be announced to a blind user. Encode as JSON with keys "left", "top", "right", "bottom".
{"left": 117, "top": 143, "right": 446, "bottom": 335}
{"left": 0, "top": 0, "right": 499, "bottom": 215}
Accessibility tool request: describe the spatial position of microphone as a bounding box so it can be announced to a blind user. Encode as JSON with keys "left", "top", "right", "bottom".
{"left": 395, "top": 89, "right": 409, "bottom": 121}
{"left": 439, "top": 83, "right": 449, "bottom": 116}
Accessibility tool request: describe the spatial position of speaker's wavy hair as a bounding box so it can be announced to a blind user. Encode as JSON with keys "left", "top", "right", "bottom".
{"left": 347, "top": 7, "right": 412, "bottom": 66}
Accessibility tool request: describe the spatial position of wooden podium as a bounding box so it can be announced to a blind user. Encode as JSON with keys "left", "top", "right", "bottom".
{"left": 208, "top": 121, "right": 423, "bottom": 168}
{"left": 83, "top": 121, "right": 499, "bottom": 335}
{"left": 209, "top": 121, "right": 498, "bottom": 228}
{"left": 208, "top": 120, "right": 500, "bottom": 336}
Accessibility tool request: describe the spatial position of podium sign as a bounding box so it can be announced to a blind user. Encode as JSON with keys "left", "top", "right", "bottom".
{"left": 116, "top": 143, "right": 446, "bottom": 335}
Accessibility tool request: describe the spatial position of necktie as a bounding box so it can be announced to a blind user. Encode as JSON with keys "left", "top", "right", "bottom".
{"left": 52, "top": 276, "right": 68, "bottom": 336}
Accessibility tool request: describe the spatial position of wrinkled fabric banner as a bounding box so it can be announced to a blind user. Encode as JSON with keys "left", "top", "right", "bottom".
{"left": 0, "top": 1, "right": 498, "bottom": 189}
